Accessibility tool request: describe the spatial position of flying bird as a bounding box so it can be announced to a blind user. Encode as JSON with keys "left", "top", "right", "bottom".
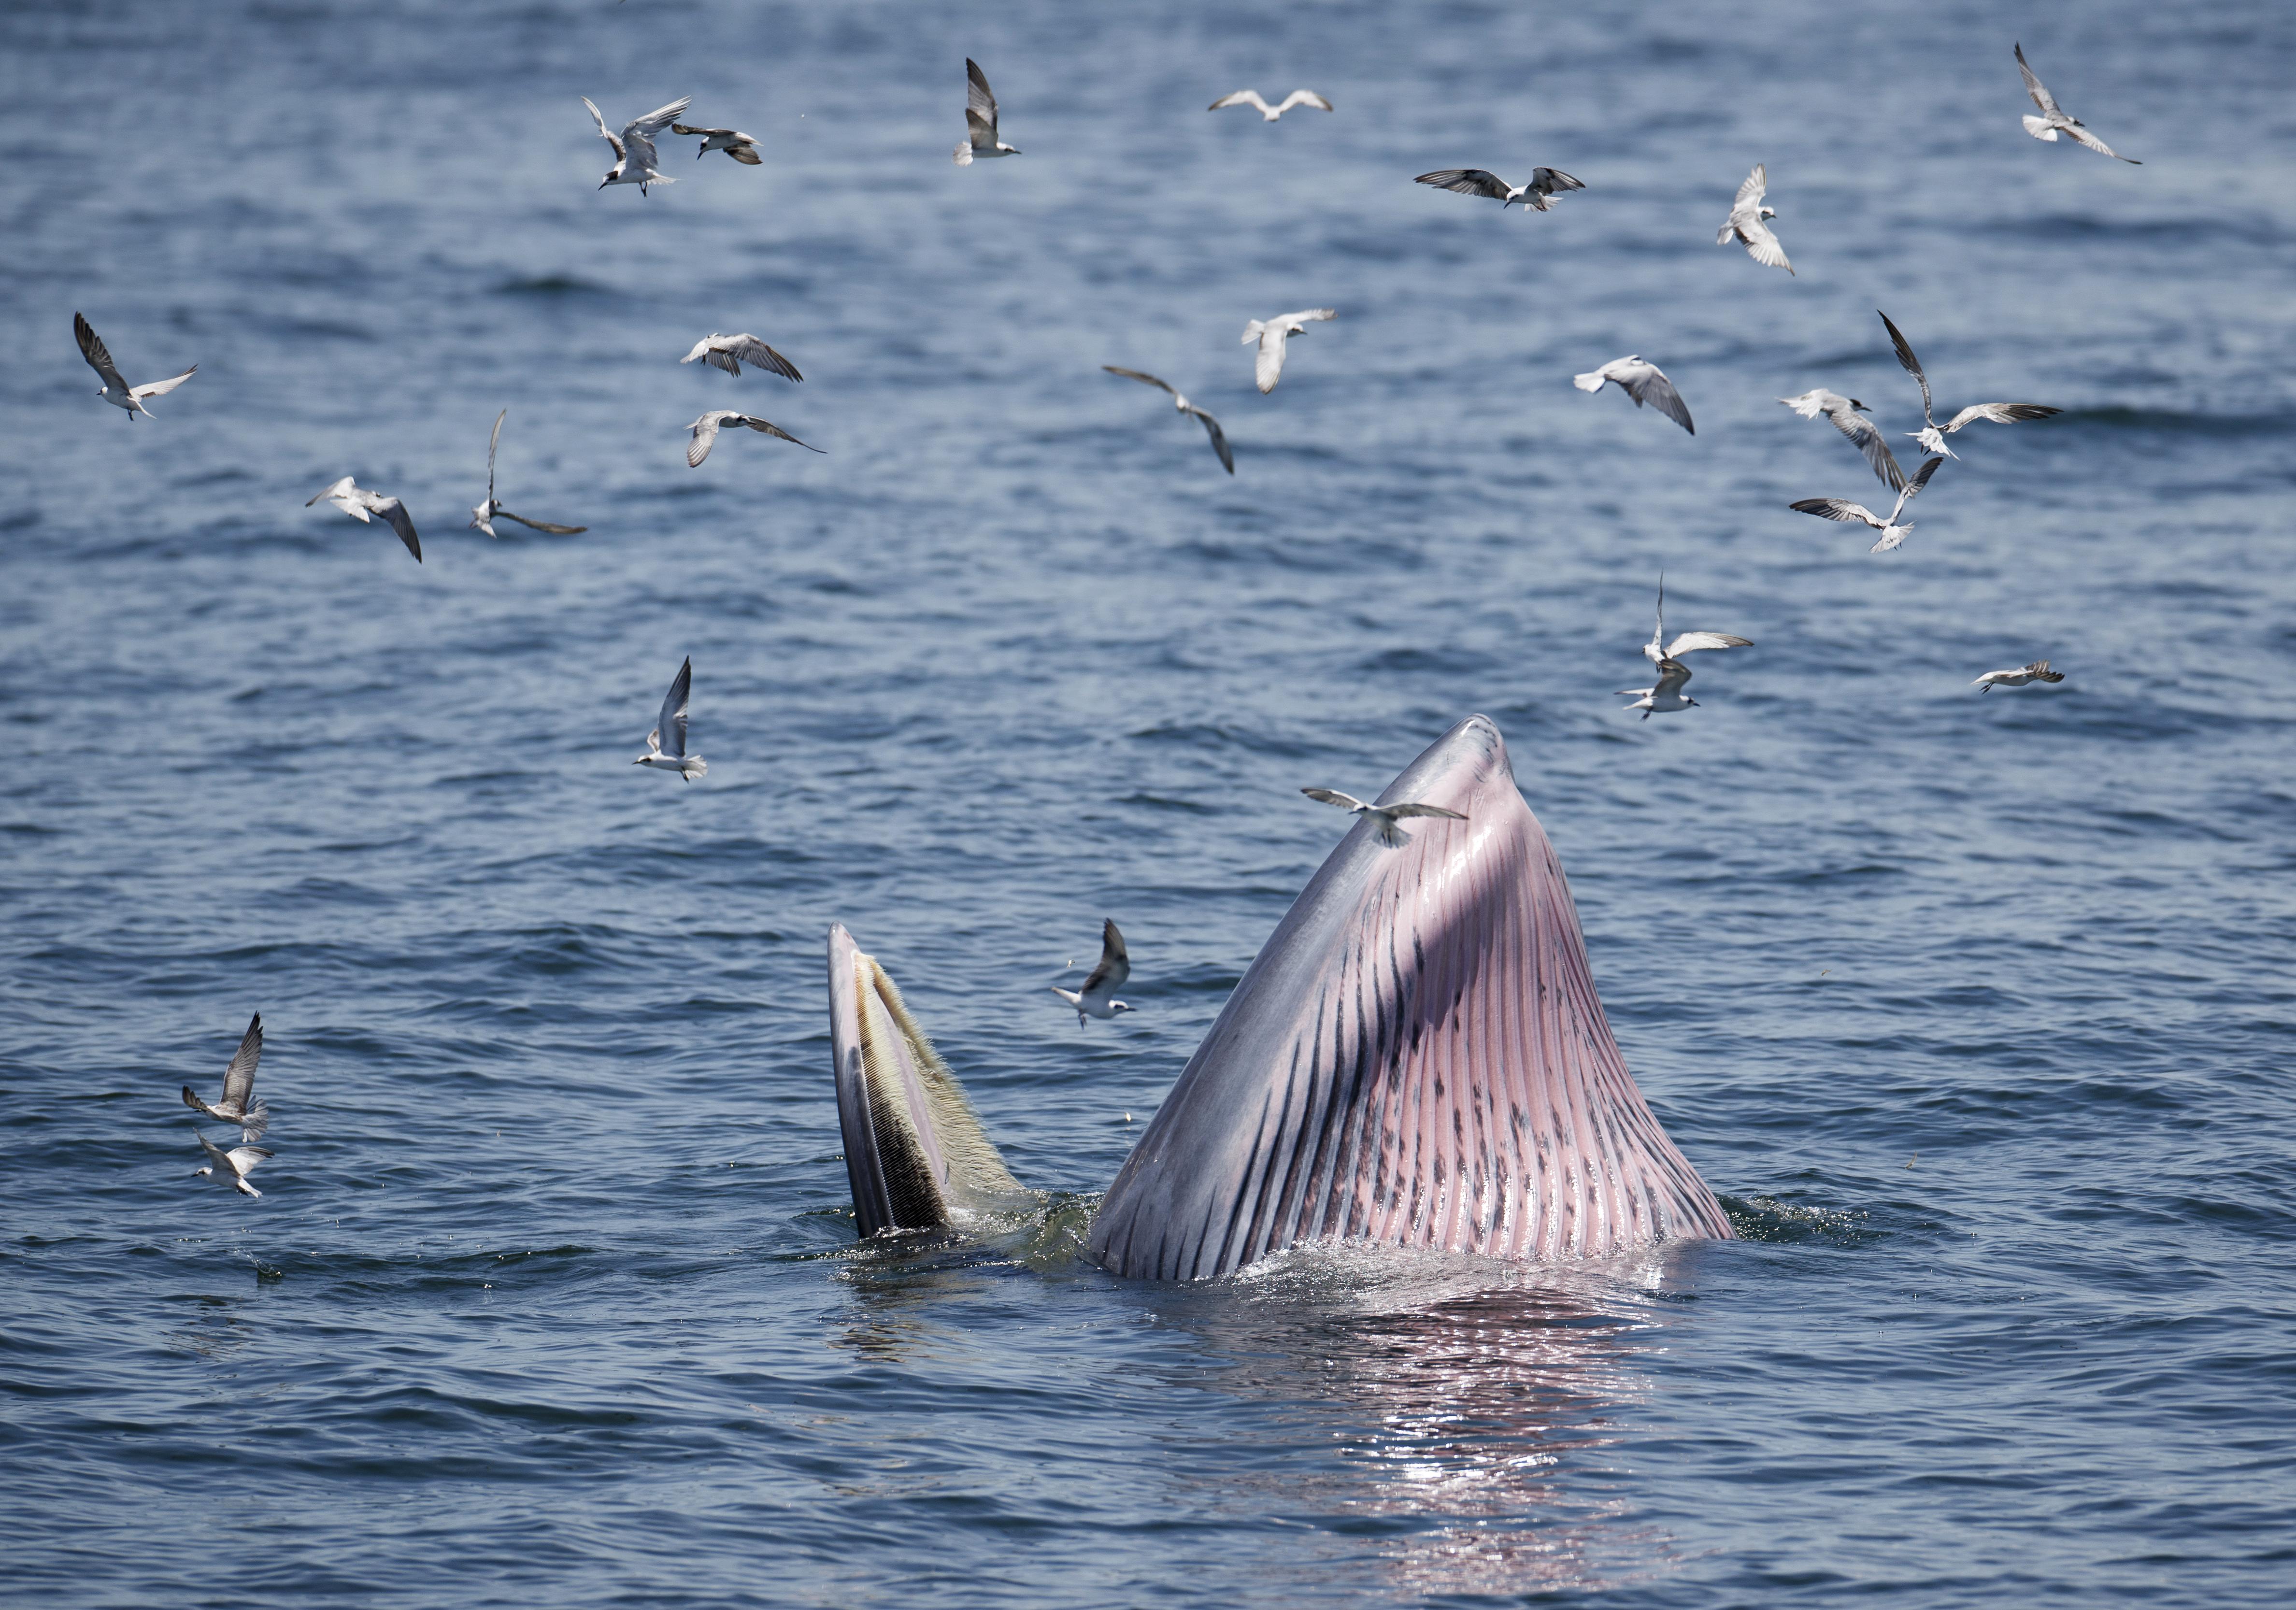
{"left": 1878, "top": 311, "right": 2061, "bottom": 460}
{"left": 1050, "top": 920, "right": 1133, "bottom": 1026}
{"left": 1102, "top": 367, "right": 1233, "bottom": 474}
{"left": 306, "top": 476, "right": 422, "bottom": 562}
{"left": 1241, "top": 307, "right": 1335, "bottom": 394}
{"left": 953, "top": 58, "right": 1019, "bottom": 164}
{"left": 470, "top": 411, "right": 586, "bottom": 539}
{"left": 1301, "top": 788, "right": 1466, "bottom": 848}
{"left": 1718, "top": 164, "right": 1792, "bottom": 274}
{"left": 1644, "top": 576, "right": 1752, "bottom": 666}
{"left": 1414, "top": 167, "right": 1584, "bottom": 212}
{"left": 1574, "top": 356, "right": 1694, "bottom": 435}
{"left": 194, "top": 1131, "right": 275, "bottom": 1199}
{"left": 182, "top": 1013, "right": 270, "bottom": 1141}
{"left": 670, "top": 121, "right": 761, "bottom": 164}
{"left": 1208, "top": 88, "right": 1332, "bottom": 121}
{"left": 686, "top": 411, "right": 824, "bottom": 467}
{"left": 1780, "top": 389, "right": 1908, "bottom": 491}
{"left": 681, "top": 333, "right": 802, "bottom": 382}
{"left": 583, "top": 94, "right": 690, "bottom": 193}
{"left": 1973, "top": 660, "right": 2066, "bottom": 692}
{"left": 1790, "top": 455, "right": 1946, "bottom": 553}
{"left": 1619, "top": 657, "right": 1699, "bottom": 721}
{"left": 2015, "top": 43, "right": 2139, "bottom": 163}
{"left": 634, "top": 657, "right": 706, "bottom": 781}
{"left": 73, "top": 313, "right": 195, "bottom": 420}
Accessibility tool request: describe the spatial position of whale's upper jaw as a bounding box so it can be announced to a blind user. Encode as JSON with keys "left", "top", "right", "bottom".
{"left": 1088, "top": 714, "right": 1732, "bottom": 1282}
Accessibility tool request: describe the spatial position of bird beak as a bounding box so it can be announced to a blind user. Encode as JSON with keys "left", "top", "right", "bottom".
{"left": 598, "top": 177, "right": 610, "bottom": 190}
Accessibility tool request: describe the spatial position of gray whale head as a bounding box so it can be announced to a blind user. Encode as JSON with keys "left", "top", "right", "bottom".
{"left": 1086, "top": 714, "right": 1732, "bottom": 1280}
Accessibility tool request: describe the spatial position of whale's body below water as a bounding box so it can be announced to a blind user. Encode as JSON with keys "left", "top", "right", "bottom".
{"left": 826, "top": 715, "right": 1732, "bottom": 1278}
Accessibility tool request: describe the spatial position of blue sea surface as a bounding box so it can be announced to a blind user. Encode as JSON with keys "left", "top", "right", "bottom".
{"left": 4, "top": 1, "right": 2294, "bottom": 1605}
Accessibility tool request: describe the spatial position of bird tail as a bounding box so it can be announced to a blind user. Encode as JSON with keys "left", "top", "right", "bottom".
{"left": 685, "top": 756, "right": 708, "bottom": 780}
{"left": 1572, "top": 371, "right": 1605, "bottom": 392}
{"left": 1869, "top": 524, "right": 1913, "bottom": 553}
{"left": 2022, "top": 115, "right": 2057, "bottom": 140}
{"left": 1716, "top": 223, "right": 1736, "bottom": 246}
{"left": 240, "top": 1098, "right": 271, "bottom": 1140}
{"left": 1372, "top": 817, "right": 1409, "bottom": 849}
{"left": 952, "top": 143, "right": 973, "bottom": 165}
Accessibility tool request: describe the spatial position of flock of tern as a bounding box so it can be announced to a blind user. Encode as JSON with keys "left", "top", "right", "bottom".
{"left": 117, "top": 39, "right": 2139, "bottom": 1183}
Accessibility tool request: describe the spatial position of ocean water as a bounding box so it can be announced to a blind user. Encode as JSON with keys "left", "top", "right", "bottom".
{"left": 4, "top": 0, "right": 2294, "bottom": 1604}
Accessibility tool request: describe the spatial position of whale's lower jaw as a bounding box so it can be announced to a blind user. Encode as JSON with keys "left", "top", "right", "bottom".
{"left": 829, "top": 924, "right": 1029, "bottom": 1237}
{"left": 1086, "top": 714, "right": 1733, "bottom": 1282}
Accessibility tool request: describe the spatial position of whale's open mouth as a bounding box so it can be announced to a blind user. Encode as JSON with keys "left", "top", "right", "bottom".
{"left": 826, "top": 714, "right": 1732, "bottom": 1278}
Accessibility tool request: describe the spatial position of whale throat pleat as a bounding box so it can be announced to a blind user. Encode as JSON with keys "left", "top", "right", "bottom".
{"left": 1088, "top": 715, "right": 1732, "bottom": 1280}
{"left": 829, "top": 925, "right": 1027, "bottom": 1236}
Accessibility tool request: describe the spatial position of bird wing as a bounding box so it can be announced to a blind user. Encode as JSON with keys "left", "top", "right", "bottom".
{"left": 725, "top": 142, "right": 762, "bottom": 165}
{"left": 1791, "top": 498, "right": 1881, "bottom": 527}
{"left": 1208, "top": 90, "right": 1267, "bottom": 113}
{"left": 1278, "top": 90, "right": 1332, "bottom": 113}
{"left": 2062, "top": 122, "right": 2138, "bottom": 163}
{"left": 1529, "top": 167, "right": 1585, "bottom": 194}
{"left": 1302, "top": 788, "right": 1366, "bottom": 812}
{"left": 582, "top": 97, "right": 625, "bottom": 161}
{"left": 1648, "top": 575, "right": 1667, "bottom": 662}
{"left": 2014, "top": 44, "right": 2060, "bottom": 115}
{"left": 1383, "top": 802, "right": 1468, "bottom": 822}
{"left": 497, "top": 511, "right": 587, "bottom": 535}
{"left": 966, "top": 58, "right": 999, "bottom": 136}
{"left": 220, "top": 1013, "right": 263, "bottom": 1111}
{"left": 1830, "top": 406, "right": 1909, "bottom": 491}
{"left": 1254, "top": 325, "right": 1288, "bottom": 393}
{"left": 1651, "top": 659, "right": 1693, "bottom": 698}
{"left": 680, "top": 339, "right": 713, "bottom": 365}
{"left": 198, "top": 1131, "right": 232, "bottom": 1171}
{"left": 1735, "top": 163, "right": 1768, "bottom": 209}
{"left": 1415, "top": 169, "right": 1512, "bottom": 200}
{"left": 740, "top": 417, "right": 826, "bottom": 452}
{"left": 226, "top": 1146, "right": 273, "bottom": 1175}
{"left": 73, "top": 313, "right": 131, "bottom": 391}
{"left": 1943, "top": 402, "right": 2062, "bottom": 432}
{"left": 2031, "top": 663, "right": 2065, "bottom": 682}
{"left": 670, "top": 123, "right": 732, "bottom": 138}
{"left": 686, "top": 413, "right": 725, "bottom": 467}
{"left": 1665, "top": 630, "right": 1753, "bottom": 656}
{"left": 658, "top": 658, "right": 692, "bottom": 759}
{"left": 1188, "top": 405, "right": 1234, "bottom": 474}
{"left": 486, "top": 409, "right": 504, "bottom": 501}
{"left": 1736, "top": 214, "right": 1793, "bottom": 273}
{"left": 307, "top": 475, "right": 359, "bottom": 509}
{"left": 1902, "top": 452, "right": 1945, "bottom": 501}
{"left": 130, "top": 367, "right": 196, "bottom": 401}
{"left": 1623, "top": 363, "right": 1694, "bottom": 434}
{"left": 726, "top": 336, "right": 802, "bottom": 382}
{"left": 1103, "top": 365, "right": 1176, "bottom": 396}
{"left": 1080, "top": 919, "right": 1130, "bottom": 996}
{"left": 373, "top": 497, "right": 421, "bottom": 562}
{"left": 627, "top": 95, "right": 691, "bottom": 139}
{"left": 1284, "top": 308, "right": 1338, "bottom": 326}
{"left": 1878, "top": 311, "right": 1934, "bottom": 426}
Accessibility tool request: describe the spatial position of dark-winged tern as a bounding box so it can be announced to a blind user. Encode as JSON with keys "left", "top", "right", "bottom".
{"left": 1790, "top": 455, "right": 1945, "bottom": 553}
{"left": 307, "top": 476, "right": 422, "bottom": 562}
{"left": 1878, "top": 311, "right": 2062, "bottom": 461}
{"left": 182, "top": 1012, "right": 269, "bottom": 1141}
{"left": 1414, "top": 167, "right": 1584, "bottom": 212}
{"left": 634, "top": 657, "right": 706, "bottom": 781}
{"left": 686, "top": 411, "right": 824, "bottom": 467}
{"left": 194, "top": 1130, "right": 274, "bottom": 1199}
{"left": 1575, "top": 356, "right": 1695, "bottom": 435}
{"left": 1718, "top": 164, "right": 1792, "bottom": 274}
{"left": 1974, "top": 660, "right": 2066, "bottom": 692}
{"left": 2015, "top": 44, "right": 2139, "bottom": 163}
{"left": 1301, "top": 787, "right": 1466, "bottom": 848}
{"left": 1051, "top": 920, "right": 1133, "bottom": 1026}
{"left": 1618, "top": 657, "right": 1698, "bottom": 720}
{"left": 1241, "top": 307, "right": 1335, "bottom": 394}
{"left": 681, "top": 333, "right": 803, "bottom": 383}
{"left": 1102, "top": 367, "right": 1233, "bottom": 474}
{"left": 953, "top": 59, "right": 1019, "bottom": 165}
{"left": 1780, "top": 389, "right": 1908, "bottom": 492}
{"left": 1644, "top": 576, "right": 1752, "bottom": 666}
{"left": 1208, "top": 88, "right": 1332, "bottom": 121}
{"left": 470, "top": 411, "right": 586, "bottom": 539}
{"left": 73, "top": 313, "right": 195, "bottom": 420}
{"left": 583, "top": 94, "right": 690, "bottom": 194}
{"left": 670, "top": 121, "right": 761, "bottom": 164}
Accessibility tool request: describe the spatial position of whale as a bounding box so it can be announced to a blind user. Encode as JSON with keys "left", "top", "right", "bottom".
{"left": 825, "top": 714, "right": 1732, "bottom": 1276}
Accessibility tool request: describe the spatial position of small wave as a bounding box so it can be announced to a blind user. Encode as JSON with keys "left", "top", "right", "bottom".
{"left": 491, "top": 274, "right": 618, "bottom": 299}
{"left": 2054, "top": 406, "right": 2296, "bottom": 438}
{"left": 1722, "top": 1195, "right": 1884, "bottom": 1247}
